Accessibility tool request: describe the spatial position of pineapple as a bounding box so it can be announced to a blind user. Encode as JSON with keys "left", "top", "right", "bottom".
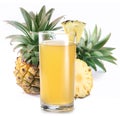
{"left": 62, "top": 20, "right": 86, "bottom": 43}
{"left": 75, "top": 59, "right": 93, "bottom": 98}
{"left": 62, "top": 20, "right": 93, "bottom": 98}
{"left": 62, "top": 20, "right": 116, "bottom": 98}
{"left": 6, "top": 6, "right": 63, "bottom": 94}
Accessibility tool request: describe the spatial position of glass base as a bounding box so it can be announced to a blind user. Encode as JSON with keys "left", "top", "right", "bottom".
{"left": 41, "top": 102, "right": 74, "bottom": 112}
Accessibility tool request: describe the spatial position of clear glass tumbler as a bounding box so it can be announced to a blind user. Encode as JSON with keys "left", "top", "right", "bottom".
{"left": 39, "top": 31, "right": 76, "bottom": 112}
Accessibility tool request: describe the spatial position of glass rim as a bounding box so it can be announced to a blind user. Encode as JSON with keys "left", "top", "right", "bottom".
{"left": 39, "top": 30, "right": 67, "bottom": 35}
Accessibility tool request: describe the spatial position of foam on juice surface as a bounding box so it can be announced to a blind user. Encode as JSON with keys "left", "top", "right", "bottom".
{"left": 41, "top": 39, "right": 74, "bottom": 46}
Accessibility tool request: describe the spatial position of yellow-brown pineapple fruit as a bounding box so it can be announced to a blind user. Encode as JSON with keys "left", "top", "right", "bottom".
{"left": 14, "top": 57, "right": 40, "bottom": 94}
{"left": 62, "top": 20, "right": 86, "bottom": 43}
{"left": 75, "top": 59, "right": 93, "bottom": 98}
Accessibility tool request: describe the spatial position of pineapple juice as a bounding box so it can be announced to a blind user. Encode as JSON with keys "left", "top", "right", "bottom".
{"left": 40, "top": 40, "right": 76, "bottom": 105}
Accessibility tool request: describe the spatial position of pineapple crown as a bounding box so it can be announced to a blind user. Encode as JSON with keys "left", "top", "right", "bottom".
{"left": 76, "top": 25, "right": 117, "bottom": 72}
{"left": 6, "top": 5, "right": 64, "bottom": 66}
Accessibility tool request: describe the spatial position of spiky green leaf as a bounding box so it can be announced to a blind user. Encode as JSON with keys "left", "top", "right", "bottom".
{"left": 91, "top": 51, "right": 103, "bottom": 57}
{"left": 84, "top": 29, "right": 88, "bottom": 42}
{"left": 99, "top": 55, "right": 117, "bottom": 64}
{"left": 86, "top": 59, "right": 97, "bottom": 71}
{"left": 86, "top": 42, "right": 93, "bottom": 50}
{"left": 31, "top": 56, "right": 38, "bottom": 66}
{"left": 38, "top": 5, "right": 46, "bottom": 26}
{"left": 30, "top": 32, "right": 39, "bottom": 45}
{"left": 13, "top": 44, "right": 26, "bottom": 52}
{"left": 6, "top": 21, "right": 31, "bottom": 38}
{"left": 93, "top": 59, "right": 106, "bottom": 72}
{"left": 90, "top": 25, "right": 97, "bottom": 42}
{"left": 46, "top": 8, "right": 55, "bottom": 25}
{"left": 29, "top": 12, "right": 39, "bottom": 31}
{"left": 93, "top": 33, "right": 111, "bottom": 49}
{"left": 48, "top": 16, "right": 64, "bottom": 30}
{"left": 31, "top": 20, "right": 37, "bottom": 32}
{"left": 34, "top": 51, "right": 39, "bottom": 57}
{"left": 97, "top": 28, "right": 101, "bottom": 41}
{"left": 99, "top": 47, "right": 115, "bottom": 55}
{"left": 92, "top": 26, "right": 101, "bottom": 45}
{"left": 20, "top": 7, "right": 32, "bottom": 30}
{"left": 79, "top": 37, "right": 85, "bottom": 48}
{"left": 23, "top": 52, "right": 31, "bottom": 61}
{"left": 27, "top": 44, "right": 36, "bottom": 53}
{"left": 38, "top": 13, "right": 51, "bottom": 31}
{"left": 7, "top": 35, "right": 29, "bottom": 45}
{"left": 52, "top": 26, "right": 62, "bottom": 30}
{"left": 102, "top": 47, "right": 115, "bottom": 51}
{"left": 6, "top": 35, "right": 33, "bottom": 44}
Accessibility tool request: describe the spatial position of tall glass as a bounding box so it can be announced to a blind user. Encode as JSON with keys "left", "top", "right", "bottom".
{"left": 39, "top": 31, "right": 76, "bottom": 112}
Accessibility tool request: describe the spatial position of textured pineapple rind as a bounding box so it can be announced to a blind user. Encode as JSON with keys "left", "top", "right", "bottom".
{"left": 14, "top": 56, "right": 40, "bottom": 94}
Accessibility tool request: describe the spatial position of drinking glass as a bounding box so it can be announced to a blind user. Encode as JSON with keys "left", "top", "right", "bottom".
{"left": 39, "top": 31, "right": 76, "bottom": 112}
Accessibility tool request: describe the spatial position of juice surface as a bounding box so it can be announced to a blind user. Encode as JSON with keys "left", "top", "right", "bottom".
{"left": 40, "top": 40, "right": 76, "bottom": 105}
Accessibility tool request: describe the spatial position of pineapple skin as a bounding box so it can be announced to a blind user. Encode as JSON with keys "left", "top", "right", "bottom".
{"left": 14, "top": 56, "right": 40, "bottom": 94}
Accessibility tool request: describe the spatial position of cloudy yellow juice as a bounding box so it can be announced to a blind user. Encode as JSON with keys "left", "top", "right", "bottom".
{"left": 40, "top": 40, "right": 76, "bottom": 105}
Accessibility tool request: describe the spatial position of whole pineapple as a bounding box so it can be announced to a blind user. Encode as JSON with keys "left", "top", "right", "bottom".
{"left": 6, "top": 6, "right": 63, "bottom": 94}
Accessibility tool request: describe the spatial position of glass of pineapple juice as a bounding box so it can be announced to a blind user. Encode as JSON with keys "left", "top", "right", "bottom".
{"left": 39, "top": 31, "right": 76, "bottom": 112}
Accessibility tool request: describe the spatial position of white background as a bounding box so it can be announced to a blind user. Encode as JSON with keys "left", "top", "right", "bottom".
{"left": 0, "top": 0, "right": 120, "bottom": 116}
